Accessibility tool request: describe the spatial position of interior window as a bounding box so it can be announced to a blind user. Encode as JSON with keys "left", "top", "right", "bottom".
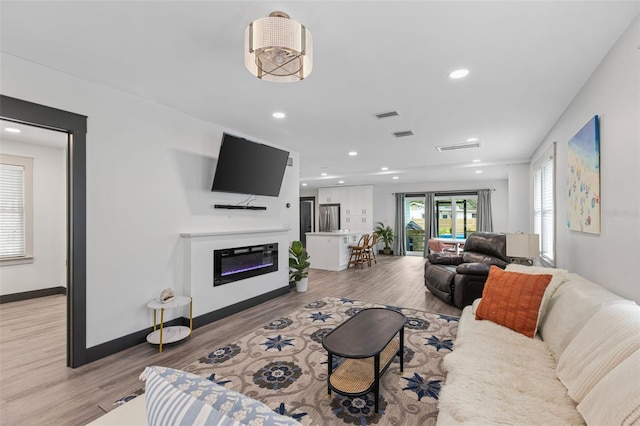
{"left": 533, "top": 143, "right": 556, "bottom": 265}
{"left": 0, "top": 154, "right": 34, "bottom": 263}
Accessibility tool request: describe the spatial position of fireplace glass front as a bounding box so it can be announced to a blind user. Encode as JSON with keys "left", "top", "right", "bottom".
{"left": 213, "top": 243, "right": 278, "bottom": 286}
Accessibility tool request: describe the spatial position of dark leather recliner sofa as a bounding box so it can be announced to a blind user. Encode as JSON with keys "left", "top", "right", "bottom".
{"left": 424, "top": 232, "right": 509, "bottom": 309}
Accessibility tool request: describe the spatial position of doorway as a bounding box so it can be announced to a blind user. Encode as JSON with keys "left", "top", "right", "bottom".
{"left": 0, "top": 95, "right": 87, "bottom": 367}
{"left": 0, "top": 120, "right": 67, "bottom": 296}
{"left": 404, "top": 195, "right": 425, "bottom": 254}
{"left": 435, "top": 195, "right": 477, "bottom": 239}
{"left": 299, "top": 196, "right": 315, "bottom": 247}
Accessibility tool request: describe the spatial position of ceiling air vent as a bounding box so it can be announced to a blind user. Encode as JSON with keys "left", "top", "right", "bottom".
{"left": 436, "top": 142, "right": 480, "bottom": 152}
{"left": 393, "top": 130, "right": 414, "bottom": 138}
{"left": 375, "top": 110, "right": 400, "bottom": 119}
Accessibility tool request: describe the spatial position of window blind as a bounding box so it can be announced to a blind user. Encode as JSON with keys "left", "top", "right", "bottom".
{"left": 0, "top": 163, "right": 26, "bottom": 258}
{"left": 541, "top": 161, "right": 554, "bottom": 261}
{"left": 533, "top": 144, "right": 555, "bottom": 264}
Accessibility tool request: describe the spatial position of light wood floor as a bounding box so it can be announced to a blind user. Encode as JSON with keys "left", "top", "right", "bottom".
{"left": 0, "top": 255, "right": 460, "bottom": 425}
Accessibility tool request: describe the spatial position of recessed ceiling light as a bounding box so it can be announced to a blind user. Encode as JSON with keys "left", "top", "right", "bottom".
{"left": 467, "top": 137, "right": 479, "bottom": 142}
{"left": 472, "top": 159, "right": 481, "bottom": 163}
{"left": 301, "top": 183, "right": 307, "bottom": 186}
{"left": 348, "top": 151, "right": 358, "bottom": 156}
{"left": 449, "top": 69, "right": 469, "bottom": 79}
{"left": 321, "top": 173, "right": 328, "bottom": 176}
{"left": 392, "top": 176, "right": 399, "bottom": 180}
{"left": 338, "top": 180, "right": 344, "bottom": 184}
{"left": 272, "top": 112, "right": 286, "bottom": 119}
{"left": 381, "top": 167, "right": 389, "bottom": 171}
{"left": 5, "top": 127, "right": 21, "bottom": 133}
{"left": 475, "top": 170, "right": 483, "bottom": 174}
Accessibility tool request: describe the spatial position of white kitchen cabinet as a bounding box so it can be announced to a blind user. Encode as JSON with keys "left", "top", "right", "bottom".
{"left": 345, "top": 215, "right": 374, "bottom": 233}
{"left": 319, "top": 185, "right": 374, "bottom": 232}
{"left": 318, "top": 187, "right": 347, "bottom": 204}
{"left": 345, "top": 185, "right": 373, "bottom": 215}
{"left": 306, "top": 232, "right": 363, "bottom": 271}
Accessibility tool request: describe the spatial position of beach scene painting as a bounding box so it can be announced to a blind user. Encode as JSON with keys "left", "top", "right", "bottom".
{"left": 567, "top": 115, "right": 600, "bottom": 234}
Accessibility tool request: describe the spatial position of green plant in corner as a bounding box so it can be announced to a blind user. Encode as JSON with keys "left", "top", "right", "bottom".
{"left": 289, "top": 240, "right": 311, "bottom": 282}
{"left": 375, "top": 222, "right": 394, "bottom": 255}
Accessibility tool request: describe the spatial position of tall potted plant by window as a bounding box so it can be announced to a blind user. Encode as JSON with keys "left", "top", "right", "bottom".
{"left": 289, "top": 240, "right": 311, "bottom": 292}
{"left": 375, "top": 222, "right": 394, "bottom": 255}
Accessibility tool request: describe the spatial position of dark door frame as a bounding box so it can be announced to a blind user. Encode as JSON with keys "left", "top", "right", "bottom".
{"left": 299, "top": 196, "right": 316, "bottom": 245}
{"left": 0, "top": 95, "right": 87, "bottom": 368}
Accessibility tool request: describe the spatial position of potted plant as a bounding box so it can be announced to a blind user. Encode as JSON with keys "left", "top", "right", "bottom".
{"left": 289, "top": 240, "right": 311, "bottom": 292}
{"left": 375, "top": 222, "right": 394, "bottom": 255}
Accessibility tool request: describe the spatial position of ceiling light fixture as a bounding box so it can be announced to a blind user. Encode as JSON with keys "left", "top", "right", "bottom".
{"left": 272, "top": 112, "right": 286, "bottom": 119}
{"left": 436, "top": 142, "right": 480, "bottom": 152}
{"left": 321, "top": 173, "right": 328, "bottom": 176}
{"left": 4, "top": 127, "right": 21, "bottom": 133}
{"left": 393, "top": 176, "right": 399, "bottom": 180}
{"left": 472, "top": 159, "right": 481, "bottom": 163}
{"left": 301, "top": 183, "right": 307, "bottom": 186}
{"left": 338, "top": 181, "right": 344, "bottom": 184}
{"left": 381, "top": 167, "right": 389, "bottom": 171}
{"left": 348, "top": 151, "right": 358, "bottom": 156}
{"left": 245, "top": 11, "right": 313, "bottom": 82}
{"left": 467, "top": 137, "right": 479, "bottom": 142}
{"left": 449, "top": 69, "right": 469, "bottom": 79}
{"left": 475, "top": 170, "right": 483, "bottom": 174}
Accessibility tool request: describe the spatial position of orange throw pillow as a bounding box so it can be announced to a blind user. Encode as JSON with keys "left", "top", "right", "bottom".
{"left": 475, "top": 266, "right": 552, "bottom": 338}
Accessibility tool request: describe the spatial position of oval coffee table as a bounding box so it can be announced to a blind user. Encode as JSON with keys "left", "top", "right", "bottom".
{"left": 322, "top": 307, "right": 407, "bottom": 413}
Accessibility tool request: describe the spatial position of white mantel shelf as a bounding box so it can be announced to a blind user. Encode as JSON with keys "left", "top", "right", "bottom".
{"left": 180, "top": 227, "right": 290, "bottom": 238}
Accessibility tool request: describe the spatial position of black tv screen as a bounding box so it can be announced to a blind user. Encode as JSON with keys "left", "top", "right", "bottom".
{"left": 211, "top": 133, "right": 289, "bottom": 197}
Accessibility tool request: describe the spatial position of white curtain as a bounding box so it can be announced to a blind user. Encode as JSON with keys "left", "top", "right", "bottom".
{"left": 477, "top": 189, "right": 493, "bottom": 232}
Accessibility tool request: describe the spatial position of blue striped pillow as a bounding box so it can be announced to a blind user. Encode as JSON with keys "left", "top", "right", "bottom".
{"left": 140, "top": 366, "right": 301, "bottom": 425}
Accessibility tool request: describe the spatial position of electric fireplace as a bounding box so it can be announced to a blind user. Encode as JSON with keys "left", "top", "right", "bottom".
{"left": 213, "top": 243, "right": 278, "bottom": 286}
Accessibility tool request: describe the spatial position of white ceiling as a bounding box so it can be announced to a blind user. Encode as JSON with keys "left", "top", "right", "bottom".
{"left": 1, "top": 120, "right": 67, "bottom": 149}
{"left": 1, "top": 1, "right": 638, "bottom": 188}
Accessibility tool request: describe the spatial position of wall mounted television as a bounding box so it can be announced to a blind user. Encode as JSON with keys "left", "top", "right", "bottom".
{"left": 211, "top": 133, "right": 289, "bottom": 197}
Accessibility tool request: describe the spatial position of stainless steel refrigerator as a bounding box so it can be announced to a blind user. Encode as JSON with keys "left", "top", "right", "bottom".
{"left": 319, "top": 204, "right": 340, "bottom": 232}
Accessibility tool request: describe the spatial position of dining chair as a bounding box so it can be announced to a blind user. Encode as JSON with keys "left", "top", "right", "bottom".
{"left": 364, "top": 233, "right": 377, "bottom": 266}
{"left": 348, "top": 234, "right": 370, "bottom": 269}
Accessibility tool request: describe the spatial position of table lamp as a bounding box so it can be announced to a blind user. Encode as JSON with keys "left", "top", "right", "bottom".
{"left": 506, "top": 233, "right": 540, "bottom": 266}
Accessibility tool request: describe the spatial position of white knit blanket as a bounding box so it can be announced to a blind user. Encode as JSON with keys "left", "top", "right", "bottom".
{"left": 438, "top": 313, "right": 583, "bottom": 425}
{"left": 556, "top": 303, "right": 640, "bottom": 402}
{"left": 578, "top": 349, "right": 640, "bottom": 425}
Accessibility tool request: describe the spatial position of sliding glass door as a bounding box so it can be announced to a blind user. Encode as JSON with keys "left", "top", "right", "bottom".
{"left": 435, "top": 196, "right": 477, "bottom": 239}
{"left": 402, "top": 193, "right": 478, "bottom": 254}
{"left": 404, "top": 195, "right": 425, "bottom": 254}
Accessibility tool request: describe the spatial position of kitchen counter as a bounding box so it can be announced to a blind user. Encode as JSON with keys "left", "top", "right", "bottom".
{"left": 306, "top": 232, "right": 367, "bottom": 271}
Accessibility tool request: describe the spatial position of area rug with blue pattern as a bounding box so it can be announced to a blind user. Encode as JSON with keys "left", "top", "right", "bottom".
{"left": 104, "top": 296, "right": 459, "bottom": 425}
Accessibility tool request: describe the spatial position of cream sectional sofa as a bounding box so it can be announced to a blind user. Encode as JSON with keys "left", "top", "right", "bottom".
{"left": 437, "top": 265, "right": 640, "bottom": 425}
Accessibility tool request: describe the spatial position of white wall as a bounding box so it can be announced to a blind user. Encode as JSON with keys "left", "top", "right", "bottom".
{"left": 0, "top": 140, "right": 66, "bottom": 294}
{"left": 530, "top": 16, "right": 639, "bottom": 302}
{"left": 507, "top": 163, "right": 530, "bottom": 232}
{"left": 181, "top": 229, "right": 290, "bottom": 317}
{"left": 1, "top": 53, "right": 300, "bottom": 347}
{"left": 374, "top": 179, "right": 510, "bottom": 234}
